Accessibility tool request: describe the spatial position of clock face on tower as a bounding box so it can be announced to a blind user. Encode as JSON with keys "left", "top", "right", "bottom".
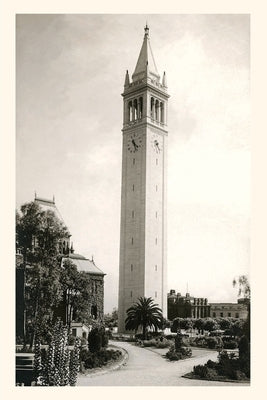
{"left": 127, "top": 132, "right": 142, "bottom": 153}
{"left": 151, "top": 133, "right": 162, "bottom": 154}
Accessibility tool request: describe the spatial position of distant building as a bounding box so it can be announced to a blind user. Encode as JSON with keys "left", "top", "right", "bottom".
{"left": 16, "top": 196, "right": 105, "bottom": 339}
{"left": 167, "top": 290, "right": 209, "bottom": 320}
{"left": 210, "top": 301, "right": 248, "bottom": 319}
{"left": 167, "top": 289, "right": 248, "bottom": 321}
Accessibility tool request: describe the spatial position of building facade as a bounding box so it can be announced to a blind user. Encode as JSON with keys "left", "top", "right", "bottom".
{"left": 167, "top": 290, "right": 248, "bottom": 320}
{"left": 118, "top": 26, "right": 169, "bottom": 332}
{"left": 210, "top": 301, "right": 248, "bottom": 319}
{"left": 167, "top": 290, "right": 209, "bottom": 320}
{"left": 16, "top": 196, "right": 105, "bottom": 339}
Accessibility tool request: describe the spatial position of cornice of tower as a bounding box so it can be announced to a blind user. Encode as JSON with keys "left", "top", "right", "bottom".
{"left": 122, "top": 81, "right": 170, "bottom": 99}
{"left": 122, "top": 120, "right": 168, "bottom": 135}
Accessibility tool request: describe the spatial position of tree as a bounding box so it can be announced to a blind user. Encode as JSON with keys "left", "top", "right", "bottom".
{"left": 203, "top": 318, "right": 219, "bottom": 332}
{"left": 233, "top": 275, "right": 250, "bottom": 340}
{"left": 193, "top": 318, "right": 205, "bottom": 333}
{"left": 233, "top": 275, "right": 250, "bottom": 300}
{"left": 60, "top": 259, "right": 92, "bottom": 331}
{"left": 16, "top": 202, "right": 69, "bottom": 345}
{"left": 171, "top": 317, "right": 193, "bottom": 332}
{"left": 125, "top": 297, "right": 163, "bottom": 339}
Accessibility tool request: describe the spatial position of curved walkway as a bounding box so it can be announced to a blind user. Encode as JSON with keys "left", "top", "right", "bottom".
{"left": 77, "top": 341, "right": 249, "bottom": 386}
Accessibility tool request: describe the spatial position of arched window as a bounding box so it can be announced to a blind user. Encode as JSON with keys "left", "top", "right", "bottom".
{"left": 133, "top": 99, "right": 138, "bottom": 120}
{"left": 155, "top": 99, "right": 159, "bottom": 121}
{"left": 128, "top": 101, "right": 133, "bottom": 122}
{"left": 160, "top": 102, "right": 164, "bottom": 123}
{"left": 150, "top": 97, "right": 155, "bottom": 119}
{"left": 138, "top": 97, "right": 143, "bottom": 119}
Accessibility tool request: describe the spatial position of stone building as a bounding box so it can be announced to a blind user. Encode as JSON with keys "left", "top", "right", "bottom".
{"left": 210, "top": 300, "right": 248, "bottom": 319}
{"left": 118, "top": 25, "right": 169, "bottom": 332}
{"left": 167, "top": 290, "right": 209, "bottom": 320}
{"left": 167, "top": 289, "right": 248, "bottom": 321}
{"left": 16, "top": 196, "right": 105, "bottom": 339}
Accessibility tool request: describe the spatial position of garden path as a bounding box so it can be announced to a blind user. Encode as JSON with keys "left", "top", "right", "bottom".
{"left": 77, "top": 340, "right": 249, "bottom": 386}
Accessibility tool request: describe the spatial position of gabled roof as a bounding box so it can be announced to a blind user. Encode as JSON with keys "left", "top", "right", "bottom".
{"left": 62, "top": 253, "right": 105, "bottom": 276}
{"left": 132, "top": 25, "right": 160, "bottom": 82}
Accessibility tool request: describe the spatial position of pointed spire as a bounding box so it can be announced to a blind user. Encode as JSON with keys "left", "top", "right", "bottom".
{"left": 124, "top": 70, "right": 130, "bottom": 87}
{"left": 132, "top": 25, "right": 160, "bottom": 82}
{"left": 162, "top": 71, "right": 167, "bottom": 87}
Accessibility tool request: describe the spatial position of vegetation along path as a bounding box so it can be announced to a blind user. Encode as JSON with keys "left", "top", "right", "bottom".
{"left": 77, "top": 340, "right": 249, "bottom": 386}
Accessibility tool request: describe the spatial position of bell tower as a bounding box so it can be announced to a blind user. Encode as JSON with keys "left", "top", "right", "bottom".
{"left": 118, "top": 25, "right": 169, "bottom": 333}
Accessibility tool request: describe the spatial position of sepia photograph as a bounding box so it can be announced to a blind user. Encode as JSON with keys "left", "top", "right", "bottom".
{"left": 14, "top": 13, "right": 250, "bottom": 387}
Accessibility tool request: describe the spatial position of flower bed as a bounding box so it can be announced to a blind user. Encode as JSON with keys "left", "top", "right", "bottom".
{"left": 80, "top": 348, "right": 122, "bottom": 370}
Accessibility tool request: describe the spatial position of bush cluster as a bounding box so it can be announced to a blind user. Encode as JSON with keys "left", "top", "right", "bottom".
{"left": 81, "top": 349, "right": 122, "bottom": 369}
{"left": 189, "top": 336, "right": 223, "bottom": 349}
{"left": 165, "top": 333, "right": 192, "bottom": 361}
{"left": 141, "top": 338, "right": 173, "bottom": 348}
{"left": 192, "top": 349, "right": 249, "bottom": 381}
{"left": 166, "top": 343, "right": 192, "bottom": 361}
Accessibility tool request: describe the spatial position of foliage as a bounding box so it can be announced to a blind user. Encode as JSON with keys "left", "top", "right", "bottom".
{"left": 222, "top": 339, "right": 238, "bottom": 349}
{"left": 203, "top": 318, "right": 219, "bottom": 332}
{"left": 166, "top": 343, "right": 192, "bottom": 361}
{"left": 171, "top": 317, "right": 192, "bottom": 332}
{"left": 34, "top": 320, "right": 80, "bottom": 386}
{"left": 60, "top": 259, "right": 92, "bottom": 329}
{"left": 166, "top": 333, "right": 192, "bottom": 361}
{"left": 16, "top": 202, "right": 69, "bottom": 344}
{"left": 191, "top": 350, "right": 249, "bottom": 381}
{"left": 88, "top": 325, "right": 108, "bottom": 353}
{"left": 189, "top": 336, "right": 222, "bottom": 349}
{"left": 193, "top": 318, "right": 205, "bottom": 332}
{"left": 104, "top": 308, "right": 118, "bottom": 328}
{"left": 141, "top": 338, "right": 173, "bottom": 348}
{"left": 81, "top": 349, "right": 122, "bottom": 369}
{"left": 233, "top": 275, "right": 250, "bottom": 300}
{"left": 206, "top": 337, "right": 219, "bottom": 349}
{"left": 125, "top": 297, "right": 163, "bottom": 339}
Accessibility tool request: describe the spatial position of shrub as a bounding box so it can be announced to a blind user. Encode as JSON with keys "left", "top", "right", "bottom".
{"left": 193, "top": 365, "right": 208, "bottom": 378}
{"left": 83, "top": 349, "right": 122, "bottom": 369}
{"left": 34, "top": 321, "right": 80, "bottom": 386}
{"left": 206, "top": 337, "right": 218, "bottom": 349}
{"left": 164, "top": 334, "right": 176, "bottom": 340}
{"left": 88, "top": 326, "right": 108, "bottom": 353}
{"left": 223, "top": 340, "right": 238, "bottom": 349}
{"left": 156, "top": 339, "right": 172, "bottom": 349}
{"left": 166, "top": 343, "right": 192, "bottom": 361}
{"left": 142, "top": 340, "right": 155, "bottom": 347}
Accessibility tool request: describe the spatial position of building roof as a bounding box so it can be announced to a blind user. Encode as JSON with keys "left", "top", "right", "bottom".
{"left": 34, "top": 196, "right": 67, "bottom": 228}
{"left": 62, "top": 253, "right": 105, "bottom": 276}
{"left": 132, "top": 25, "right": 160, "bottom": 82}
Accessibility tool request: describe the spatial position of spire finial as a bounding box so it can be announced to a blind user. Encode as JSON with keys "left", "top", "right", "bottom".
{"left": 144, "top": 23, "right": 149, "bottom": 36}
{"left": 124, "top": 69, "right": 130, "bottom": 87}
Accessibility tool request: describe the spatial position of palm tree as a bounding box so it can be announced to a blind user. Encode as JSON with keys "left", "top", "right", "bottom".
{"left": 125, "top": 297, "right": 163, "bottom": 339}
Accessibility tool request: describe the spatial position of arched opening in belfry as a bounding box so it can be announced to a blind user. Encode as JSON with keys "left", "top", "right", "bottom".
{"left": 138, "top": 96, "right": 143, "bottom": 119}
{"left": 150, "top": 97, "right": 155, "bottom": 119}
{"left": 133, "top": 99, "right": 138, "bottom": 120}
{"left": 128, "top": 100, "right": 133, "bottom": 122}
{"left": 155, "top": 99, "right": 159, "bottom": 121}
{"left": 160, "top": 102, "right": 164, "bottom": 123}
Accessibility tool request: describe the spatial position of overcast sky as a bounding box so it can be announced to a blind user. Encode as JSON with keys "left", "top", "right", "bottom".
{"left": 16, "top": 14, "right": 250, "bottom": 313}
